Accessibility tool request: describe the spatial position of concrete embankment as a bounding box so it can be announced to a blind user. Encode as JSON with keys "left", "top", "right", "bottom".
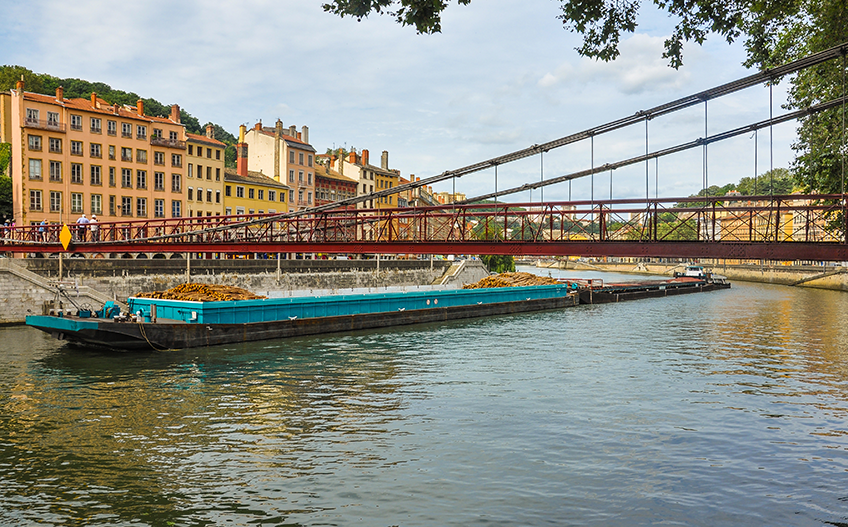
{"left": 523, "top": 259, "right": 848, "bottom": 292}
{"left": 0, "top": 258, "right": 491, "bottom": 325}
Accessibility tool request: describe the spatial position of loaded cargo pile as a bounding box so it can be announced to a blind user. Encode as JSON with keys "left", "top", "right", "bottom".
{"left": 135, "top": 283, "right": 267, "bottom": 302}
{"left": 463, "top": 272, "right": 561, "bottom": 289}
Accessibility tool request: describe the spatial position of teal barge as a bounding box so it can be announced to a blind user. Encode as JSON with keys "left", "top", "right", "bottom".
{"left": 26, "top": 284, "right": 580, "bottom": 351}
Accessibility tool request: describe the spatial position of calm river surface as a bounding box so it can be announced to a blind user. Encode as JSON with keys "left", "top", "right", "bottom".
{"left": 2, "top": 266, "right": 848, "bottom": 526}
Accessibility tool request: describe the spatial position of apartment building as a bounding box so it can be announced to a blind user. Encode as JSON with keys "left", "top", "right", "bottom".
{"left": 185, "top": 125, "right": 226, "bottom": 217}
{"left": 4, "top": 80, "right": 186, "bottom": 225}
{"left": 243, "top": 120, "right": 316, "bottom": 212}
{"left": 223, "top": 125, "right": 289, "bottom": 215}
{"left": 332, "top": 149, "right": 400, "bottom": 210}
{"left": 314, "top": 160, "right": 357, "bottom": 208}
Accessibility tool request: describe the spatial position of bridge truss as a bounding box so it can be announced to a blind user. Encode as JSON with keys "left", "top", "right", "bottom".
{"left": 3, "top": 193, "right": 847, "bottom": 261}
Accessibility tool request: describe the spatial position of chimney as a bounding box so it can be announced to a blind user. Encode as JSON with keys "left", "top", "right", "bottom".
{"left": 381, "top": 150, "right": 388, "bottom": 170}
{"left": 348, "top": 151, "right": 357, "bottom": 164}
{"left": 91, "top": 92, "right": 97, "bottom": 107}
{"left": 136, "top": 99, "right": 144, "bottom": 116}
{"left": 297, "top": 132, "right": 302, "bottom": 141}
{"left": 170, "top": 104, "right": 181, "bottom": 123}
{"left": 301, "top": 125, "right": 309, "bottom": 144}
{"left": 15, "top": 77, "right": 23, "bottom": 92}
{"left": 55, "top": 86, "right": 64, "bottom": 101}
{"left": 274, "top": 119, "right": 282, "bottom": 181}
{"left": 254, "top": 121, "right": 262, "bottom": 131}
{"left": 289, "top": 125, "right": 296, "bottom": 138}
{"left": 339, "top": 155, "right": 344, "bottom": 176}
{"left": 237, "top": 125, "right": 249, "bottom": 177}
{"left": 362, "top": 149, "right": 369, "bottom": 166}
{"left": 205, "top": 124, "right": 214, "bottom": 139}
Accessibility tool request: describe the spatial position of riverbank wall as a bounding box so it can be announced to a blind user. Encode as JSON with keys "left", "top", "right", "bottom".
{"left": 0, "top": 258, "right": 491, "bottom": 325}
{"left": 524, "top": 259, "right": 848, "bottom": 291}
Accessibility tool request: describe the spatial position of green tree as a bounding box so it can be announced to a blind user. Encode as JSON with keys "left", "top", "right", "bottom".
{"left": 480, "top": 254, "right": 516, "bottom": 274}
{"left": 0, "top": 175, "right": 12, "bottom": 222}
{"left": 322, "top": 0, "right": 800, "bottom": 68}
{"left": 0, "top": 142, "right": 10, "bottom": 178}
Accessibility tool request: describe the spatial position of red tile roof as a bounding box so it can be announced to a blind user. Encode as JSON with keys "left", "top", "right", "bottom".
{"left": 186, "top": 132, "right": 226, "bottom": 147}
{"left": 21, "top": 91, "right": 182, "bottom": 126}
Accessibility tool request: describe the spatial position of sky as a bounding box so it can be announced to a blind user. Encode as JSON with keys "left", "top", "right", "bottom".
{"left": 2, "top": 0, "right": 798, "bottom": 203}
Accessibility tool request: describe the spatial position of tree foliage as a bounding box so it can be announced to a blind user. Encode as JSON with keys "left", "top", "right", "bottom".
{"left": 322, "top": 0, "right": 800, "bottom": 68}
{"left": 0, "top": 175, "right": 12, "bottom": 222}
{"left": 0, "top": 142, "right": 10, "bottom": 178}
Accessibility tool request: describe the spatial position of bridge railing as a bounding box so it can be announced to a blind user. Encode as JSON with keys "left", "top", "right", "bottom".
{"left": 2, "top": 194, "right": 846, "bottom": 251}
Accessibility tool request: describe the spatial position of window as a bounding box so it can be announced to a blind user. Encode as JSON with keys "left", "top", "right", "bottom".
{"left": 236, "top": 207, "right": 245, "bottom": 215}
{"left": 28, "top": 159, "right": 42, "bottom": 179}
{"left": 187, "top": 164, "right": 193, "bottom": 178}
{"left": 71, "top": 193, "right": 83, "bottom": 213}
{"left": 268, "top": 190, "right": 276, "bottom": 202}
{"left": 136, "top": 197, "right": 147, "bottom": 217}
{"left": 29, "top": 190, "right": 42, "bottom": 211}
{"left": 49, "top": 161, "right": 62, "bottom": 182}
{"left": 171, "top": 200, "right": 182, "bottom": 217}
{"left": 47, "top": 111, "right": 59, "bottom": 127}
{"left": 136, "top": 170, "right": 147, "bottom": 189}
{"left": 90, "top": 117, "right": 101, "bottom": 133}
{"left": 215, "top": 167, "right": 220, "bottom": 181}
{"left": 154, "top": 199, "right": 165, "bottom": 218}
{"left": 121, "top": 196, "right": 132, "bottom": 216}
{"left": 299, "top": 152, "right": 304, "bottom": 165}
{"left": 28, "top": 135, "right": 42, "bottom": 151}
{"left": 248, "top": 188, "right": 254, "bottom": 199}
{"left": 236, "top": 186, "right": 245, "bottom": 198}
{"left": 121, "top": 122, "right": 132, "bottom": 138}
{"left": 298, "top": 171, "right": 303, "bottom": 183}
{"left": 107, "top": 120, "right": 117, "bottom": 136}
{"left": 121, "top": 168, "right": 132, "bottom": 188}
{"left": 308, "top": 154, "right": 313, "bottom": 167}
{"left": 308, "top": 192, "right": 312, "bottom": 204}
{"left": 188, "top": 145, "right": 193, "bottom": 155}
{"left": 90, "top": 165, "right": 102, "bottom": 185}
{"left": 136, "top": 149, "right": 147, "bottom": 163}
{"left": 90, "top": 143, "right": 102, "bottom": 158}
{"left": 136, "top": 125, "right": 147, "bottom": 140}
{"left": 91, "top": 194, "right": 102, "bottom": 215}
{"left": 197, "top": 187, "right": 203, "bottom": 201}
{"left": 205, "top": 148, "right": 211, "bottom": 159}
{"left": 108, "top": 145, "right": 115, "bottom": 160}
{"left": 154, "top": 151, "right": 165, "bottom": 165}
{"left": 257, "top": 189, "right": 264, "bottom": 200}
{"left": 50, "top": 191, "right": 62, "bottom": 212}
{"left": 289, "top": 170, "right": 294, "bottom": 183}
{"left": 196, "top": 147, "right": 203, "bottom": 158}
{"left": 206, "top": 166, "right": 211, "bottom": 180}
{"left": 171, "top": 153, "right": 182, "bottom": 167}
{"left": 152, "top": 128, "right": 162, "bottom": 139}
{"left": 196, "top": 165, "right": 202, "bottom": 179}
{"left": 121, "top": 147, "right": 132, "bottom": 162}
{"left": 225, "top": 207, "right": 232, "bottom": 215}
{"left": 71, "top": 140, "right": 83, "bottom": 156}
{"left": 280, "top": 191, "right": 286, "bottom": 203}
{"left": 154, "top": 171, "right": 164, "bottom": 191}
{"left": 289, "top": 151, "right": 294, "bottom": 163}
{"left": 206, "top": 189, "right": 212, "bottom": 202}
{"left": 215, "top": 190, "right": 220, "bottom": 203}
{"left": 216, "top": 149, "right": 221, "bottom": 160}
{"left": 169, "top": 131, "right": 177, "bottom": 141}
{"left": 70, "top": 114, "right": 82, "bottom": 131}
{"left": 289, "top": 190, "right": 294, "bottom": 202}
{"left": 71, "top": 163, "right": 83, "bottom": 183}
{"left": 298, "top": 189, "right": 303, "bottom": 204}
{"left": 307, "top": 172, "right": 312, "bottom": 185}
{"left": 187, "top": 187, "right": 194, "bottom": 201}
{"left": 225, "top": 186, "right": 231, "bottom": 197}
{"left": 109, "top": 167, "right": 116, "bottom": 187}
{"left": 49, "top": 137, "right": 61, "bottom": 153}
{"left": 109, "top": 195, "right": 116, "bottom": 216}
{"left": 171, "top": 173, "right": 181, "bottom": 192}
{"left": 26, "top": 108, "right": 39, "bottom": 124}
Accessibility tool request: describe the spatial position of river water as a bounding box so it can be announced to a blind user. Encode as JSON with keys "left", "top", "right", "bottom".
{"left": 1, "top": 266, "right": 848, "bottom": 526}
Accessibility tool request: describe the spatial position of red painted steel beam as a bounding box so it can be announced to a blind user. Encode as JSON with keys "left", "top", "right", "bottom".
{"left": 8, "top": 241, "right": 848, "bottom": 261}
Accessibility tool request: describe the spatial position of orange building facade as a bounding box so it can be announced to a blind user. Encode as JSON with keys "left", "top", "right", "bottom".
{"left": 6, "top": 81, "right": 186, "bottom": 226}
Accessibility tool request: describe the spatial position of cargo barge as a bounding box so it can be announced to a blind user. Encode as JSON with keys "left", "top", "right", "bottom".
{"left": 26, "top": 275, "right": 729, "bottom": 351}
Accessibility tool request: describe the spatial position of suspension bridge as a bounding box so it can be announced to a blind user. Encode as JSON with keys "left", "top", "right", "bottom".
{"left": 3, "top": 43, "right": 847, "bottom": 261}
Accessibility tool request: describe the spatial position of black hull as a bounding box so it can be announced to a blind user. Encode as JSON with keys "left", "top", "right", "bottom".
{"left": 578, "top": 281, "right": 730, "bottom": 304}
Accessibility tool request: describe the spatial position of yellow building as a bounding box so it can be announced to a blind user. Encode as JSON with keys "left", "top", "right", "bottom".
{"left": 223, "top": 168, "right": 289, "bottom": 215}
{"left": 4, "top": 80, "right": 186, "bottom": 225}
{"left": 186, "top": 126, "right": 226, "bottom": 217}
{"left": 333, "top": 149, "right": 400, "bottom": 210}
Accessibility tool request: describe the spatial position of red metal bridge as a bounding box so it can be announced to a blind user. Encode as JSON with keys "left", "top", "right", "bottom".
{"left": 3, "top": 43, "right": 847, "bottom": 262}
{"left": 2, "top": 193, "right": 848, "bottom": 261}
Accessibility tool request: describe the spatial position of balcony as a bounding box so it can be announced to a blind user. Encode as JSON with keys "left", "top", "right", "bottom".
{"left": 150, "top": 137, "right": 186, "bottom": 149}
{"left": 24, "top": 118, "right": 66, "bottom": 133}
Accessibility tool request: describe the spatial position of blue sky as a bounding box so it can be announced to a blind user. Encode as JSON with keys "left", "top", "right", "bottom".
{"left": 2, "top": 0, "right": 796, "bottom": 201}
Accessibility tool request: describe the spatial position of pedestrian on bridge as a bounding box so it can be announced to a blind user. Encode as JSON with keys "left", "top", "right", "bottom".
{"left": 76, "top": 213, "right": 89, "bottom": 242}
{"left": 89, "top": 215, "right": 99, "bottom": 241}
